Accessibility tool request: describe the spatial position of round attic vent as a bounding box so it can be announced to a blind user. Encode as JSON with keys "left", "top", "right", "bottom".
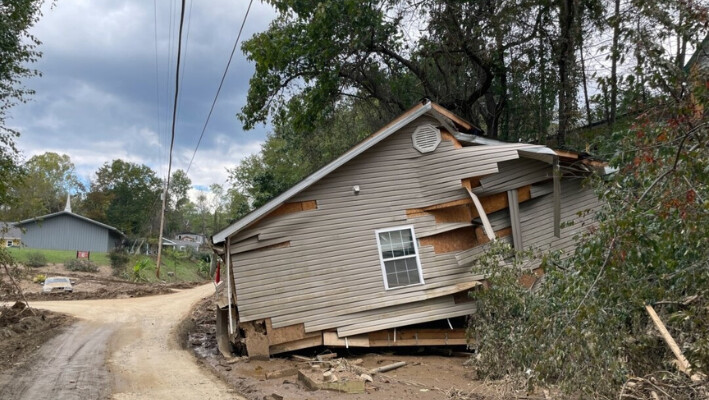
{"left": 412, "top": 124, "right": 441, "bottom": 153}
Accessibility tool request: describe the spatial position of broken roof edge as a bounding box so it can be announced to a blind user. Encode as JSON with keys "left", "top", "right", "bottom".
{"left": 15, "top": 210, "right": 127, "bottom": 238}
{"left": 212, "top": 100, "right": 434, "bottom": 244}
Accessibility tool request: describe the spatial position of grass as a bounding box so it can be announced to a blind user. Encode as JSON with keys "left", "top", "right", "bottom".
{"left": 7, "top": 247, "right": 110, "bottom": 266}
{"left": 7, "top": 247, "right": 208, "bottom": 283}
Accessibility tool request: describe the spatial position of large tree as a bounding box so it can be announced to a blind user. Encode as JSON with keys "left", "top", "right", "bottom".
{"left": 85, "top": 160, "right": 161, "bottom": 236}
{"left": 0, "top": 0, "right": 43, "bottom": 206}
{"left": 1, "top": 152, "right": 84, "bottom": 220}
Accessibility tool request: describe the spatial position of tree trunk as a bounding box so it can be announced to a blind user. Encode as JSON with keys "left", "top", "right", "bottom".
{"left": 610, "top": 0, "right": 621, "bottom": 129}
{"left": 556, "top": 0, "right": 578, "bottom": 148}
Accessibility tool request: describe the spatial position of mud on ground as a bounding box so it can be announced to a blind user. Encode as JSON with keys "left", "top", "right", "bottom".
{"left": 0, "top": 301, "right": 74, "bottom": 375}
{"left": 185, "top": 297, "right": 532, "bottom": 400}
{"left": 1, "top": 263, "right": 201, "bottom": 302}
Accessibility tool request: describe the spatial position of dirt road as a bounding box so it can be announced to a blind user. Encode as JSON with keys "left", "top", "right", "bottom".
{"left": 0, "top": 284, "right": 243, "bottom": 400}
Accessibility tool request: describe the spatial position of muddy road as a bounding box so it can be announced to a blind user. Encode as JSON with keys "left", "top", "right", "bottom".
{"left": 0, "top": 284, "right": 244, "bottom": 400}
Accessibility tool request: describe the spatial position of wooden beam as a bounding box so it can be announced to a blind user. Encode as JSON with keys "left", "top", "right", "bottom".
{"left": 431, "top": 103, "right": 474, "bottom": 131}
{"left": 269, "top": 334, "right": 323, "bottom": 355}
{"left": 645, "top": 304, "right": 693, "bottom": 377}
{"left": 440, "top": 131, "right": 463, "bottom": 149}
{"left": 322, "top": 332, "right": 370, "bottom": 347}
{"left": 266, "top": 319, "right": 308, "bottom": 346}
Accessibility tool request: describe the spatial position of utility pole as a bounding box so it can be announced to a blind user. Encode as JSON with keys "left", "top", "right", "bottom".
{"left": 156, "top": 0, "right": 186, "bottom": 278}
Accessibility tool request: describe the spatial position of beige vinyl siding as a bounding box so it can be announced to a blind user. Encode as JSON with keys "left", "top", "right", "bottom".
{"left": 227, "top": 115, "right": 599, "bottom": 335}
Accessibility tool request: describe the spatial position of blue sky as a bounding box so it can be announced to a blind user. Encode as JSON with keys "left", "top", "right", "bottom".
{"left": 9, "top": 0, "right": 277, "bottom": 195}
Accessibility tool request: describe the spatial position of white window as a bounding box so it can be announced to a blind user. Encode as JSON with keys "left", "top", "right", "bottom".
{"left": 6, "top": 240, "right": 12, "bottom": 247}
{"left": 375, "top": 226, "right": 424, "bottom": 289}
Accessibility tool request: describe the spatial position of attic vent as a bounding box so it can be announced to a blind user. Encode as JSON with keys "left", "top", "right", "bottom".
{"left": 412, "top": 124, "right": 441, "bottom": 153}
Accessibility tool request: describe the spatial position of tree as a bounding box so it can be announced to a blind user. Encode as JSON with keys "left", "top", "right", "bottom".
{"left": 240, "top": 0, "right": 548, "bottom": 138}
{"left": 165, "top": 169, "right": 192, "bottom": 235}
{"left": 0, "top": 0, "right": 44, "bottom": 207}
{"left": 1, "top": 152, "right": 84, "bottom": 220}
{"left": 86, "top": 160, "right": 162, "bottom": 236}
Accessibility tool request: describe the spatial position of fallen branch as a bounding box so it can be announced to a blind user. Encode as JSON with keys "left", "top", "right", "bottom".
{"left": 369, "top": 361, "right": 407, "bottom": 375}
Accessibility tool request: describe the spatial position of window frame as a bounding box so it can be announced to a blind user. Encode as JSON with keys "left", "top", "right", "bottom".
{"left": 375, "top": 225, "right": 425, "bottom": 290}
{"left": 6, "top": 240, "right": 12, "bottom": 247}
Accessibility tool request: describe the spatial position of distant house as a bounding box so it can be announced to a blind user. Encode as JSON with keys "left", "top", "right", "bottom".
{"left": 13, "top": 197, "right": 125, "bottom": 252}
{"left": 211, "top": 100, "right": 605, "bottom": 358}
{"left": 162, "top": 237, "right": 200, "bottom": 252}
{"left": 175, "top": 233, "right": 206, "bottom": 246}
{"left": 0, "top": 222, "right": 22, "bottom": 248}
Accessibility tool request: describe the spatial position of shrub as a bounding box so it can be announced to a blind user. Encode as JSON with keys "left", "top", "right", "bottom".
{"left": 32, "top": 274, "right": 46, "bottom": 283}
{"left": 26, "top": 252, "right": 47, "bottom": 267}
{"left": 64, "top": 258, "right": 98, "bottom": 272}
{"left": 108, "top": 249, "right": 130, "bottom": 276}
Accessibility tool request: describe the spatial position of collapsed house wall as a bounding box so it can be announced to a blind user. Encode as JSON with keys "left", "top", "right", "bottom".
{"left": 219, "top": 113, "right": 601, "bottom": 356}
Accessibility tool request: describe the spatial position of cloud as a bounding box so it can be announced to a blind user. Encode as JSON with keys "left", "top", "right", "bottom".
{"left": 9, "top": 0, "right": 276, "bottom": 194}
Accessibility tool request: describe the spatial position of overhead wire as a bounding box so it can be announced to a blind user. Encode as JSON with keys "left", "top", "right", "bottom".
{"left": 156, "top": 0, "right": 187, "bottom": 277}
{"left": 185, "top": 0, "right": 255, "bottom": 175}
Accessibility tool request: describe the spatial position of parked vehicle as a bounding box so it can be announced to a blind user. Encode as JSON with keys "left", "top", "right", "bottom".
{"left": 42, "top": 277, "right": 74, "bottom": 293}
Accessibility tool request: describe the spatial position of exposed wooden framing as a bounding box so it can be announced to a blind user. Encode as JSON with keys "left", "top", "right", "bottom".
{"left": 419, "top": 226, "right": 512, "bottom": 254}
{"left": 406, "top": 186, "right": 531, "bottom": 223}
{"left": 431, "top": 103, "right": 474, "bottom": 131}
{"left": 265, "top": 319, "right": 308, "bottom": 346}
{"left": 242, "top": 320, "right": 270, "bottom": 360}
{"left": 270, "top": 334, "right": 324, "bottom": 355}
{"left": 419, "top": 226, "right": 476, "bottom": 253}
{"left": 554, "top": 149, "right": 579, "bottom": 159}
{"left": 553, "top": 157, "right": 561, "bottom": 238}
{"left": 461, "top": 176, "right": 485, "bottom": 190}
{"left": 321, "top": 328, "right": 469, "bottom": 348}
{"left": 507, "top": 190, "right": 523, "bottom": 250}
{"left": 323, "top": 332, "right": 371, "bottom": 347}
{"left": 440, "top": 131, "right": 463, "bottom": 149}
{"left": 265, "top": 200, "right": 318, "bottom": 220}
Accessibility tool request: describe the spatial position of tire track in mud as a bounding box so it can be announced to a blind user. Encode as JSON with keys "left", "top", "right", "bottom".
{"left": 0, "top": 285, "right": 242, "bottom": 400}
{"left": 0, "top": 322, "right": 113, "bottom": 400}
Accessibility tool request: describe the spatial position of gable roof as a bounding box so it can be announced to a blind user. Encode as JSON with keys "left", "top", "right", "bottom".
{"left": 15, "top": 211, "right": 126, "bottom": 237}
{"left": 0, "top": 222, "right": 22, "bottom": 239}
{"left": 212, "top": 100, "right": 550, "bottom": 244}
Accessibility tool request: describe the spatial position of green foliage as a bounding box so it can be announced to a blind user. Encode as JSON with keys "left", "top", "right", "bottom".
{"left": 0, "top": 0, "right": 44, "bottom": 207}
{"left": 132, "top": 258, "right": 150, "bottom": 282}
{"left": 108, "top": 249, "right": 130, "bottom": 276}
{"left": 25, "top": 251, "right": 47, "bottom": 267}
{"left": 7, "top": 248, "right": 111, "bottom": 266}
{"left": 32, "top": 273, "right": 45, "bottom": 283}
{"left": 1, "top": 152, "right": 84, "bottom": 221}
{"left": 468, "top": 83, "right": 709, "bottom": 397}
{"left": 84, "top": 159, "right": 162, "bottom": 236}
{"left": 64, "top": 258, "right": 99, "bottom": 272}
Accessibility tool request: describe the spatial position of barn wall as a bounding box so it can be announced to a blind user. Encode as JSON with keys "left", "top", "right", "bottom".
{"left": 20, "top": 214, "right": 113, "bottom": 252}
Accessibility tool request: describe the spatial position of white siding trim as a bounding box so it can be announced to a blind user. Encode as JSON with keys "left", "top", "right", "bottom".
{"left": 375, "top": 225, "right": 425, "bottom": 290}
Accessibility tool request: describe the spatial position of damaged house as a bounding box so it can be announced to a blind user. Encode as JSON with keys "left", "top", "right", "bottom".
{"left": 211, "top": 100, "right": 603, "bottom": 358}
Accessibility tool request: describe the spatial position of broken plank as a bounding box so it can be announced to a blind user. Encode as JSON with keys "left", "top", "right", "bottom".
{"left": 266, "top": 368, "right": 299, "bottom": 379}
{"left": 269, "top": 334, "right": 323, "bottom": 355}
{"left": 644, "top": 304, "right": 693, "bottom": 377}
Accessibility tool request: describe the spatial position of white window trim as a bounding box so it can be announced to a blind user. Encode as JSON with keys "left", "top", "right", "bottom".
{"left": 6, "top": 240, "right": 12, "bottom": 247}
{"left": 375, "top": 225, "right": 425, "bottom": 290}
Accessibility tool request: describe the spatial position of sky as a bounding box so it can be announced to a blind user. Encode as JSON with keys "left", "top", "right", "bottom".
{"left": 8, "top": 0, "right": 277, "bottom": 199}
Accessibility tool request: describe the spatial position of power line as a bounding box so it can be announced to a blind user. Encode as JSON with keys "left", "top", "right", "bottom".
{"left": 157, "top": 0, "right": 187, "bottom": 278}
{"left": 185, "top": 0, "right": 255, "bottom": 175}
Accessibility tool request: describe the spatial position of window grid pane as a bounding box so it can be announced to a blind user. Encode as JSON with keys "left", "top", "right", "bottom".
{"left": 379, "top": 227, "right": 421, "bottom": 289}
